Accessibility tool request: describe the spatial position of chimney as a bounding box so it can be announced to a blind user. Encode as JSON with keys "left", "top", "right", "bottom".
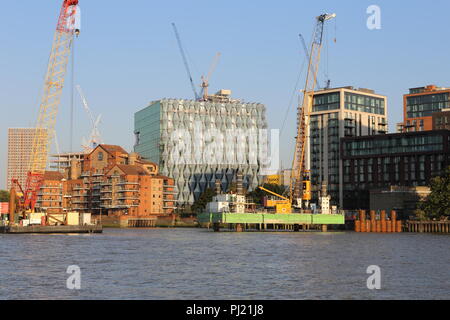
{"left": 69, "top": 159, "right": 80, "bottom": 180}
{"left": 129, "top": 152, "right": 138, "bottom": 165}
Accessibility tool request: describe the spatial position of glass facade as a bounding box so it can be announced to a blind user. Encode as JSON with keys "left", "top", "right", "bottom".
{"left": 343, "top": 134, "right": 444, "bottom": 157}
{"left": 134, "top": 102, "right": 161, "bottom": 163}
{"left": 406, "top": 92, "right": 450, "bottom": 118}
{"left": 135, "top": 99, "right": 267, "bottom": 206}
{"left": 344, "top": 93, "right": 385, "bottom": 115}
{"left": 312, "top": 92, "right": 340, "bottom": 112}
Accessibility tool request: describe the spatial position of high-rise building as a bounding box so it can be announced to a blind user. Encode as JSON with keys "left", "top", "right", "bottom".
{"left": 7, "top": 128, "right": 47, "bottom": 190}
{"left": 402, "top": 85, "right": 450, "bottom": 132}
{"left": 134, "top": 91, "right": 268, "bottom": 207}
{"left": 308, "top": 86, "right": 388, "bottom": 208}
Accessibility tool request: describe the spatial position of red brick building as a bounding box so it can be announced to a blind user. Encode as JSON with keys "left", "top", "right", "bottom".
{"left": 36, "top": 144, "right": 176, "bottom": 220}
{"left": 402, "top": 85, "right": 450, "bottom": 132}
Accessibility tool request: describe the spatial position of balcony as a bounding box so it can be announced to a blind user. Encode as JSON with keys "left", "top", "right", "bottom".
{"left": 81, "top": 172, "right": 90, "bottom": 177}
{"left": 117, "top": 181, "right": 139, "bottom": 186}
{"left": 72, "top": 200, "right": 88, "bottom": 204}
{"left": 73, "top": 187, "right": 89, "bottom": 191}
{"left": 92, "top": 172, "right": 104, "bottom": 177}
{"left": 117, "top": 188, "right": 139, "bottom": 192}
{"left": 116, "top": 197, "right": 139, "bottom": 201}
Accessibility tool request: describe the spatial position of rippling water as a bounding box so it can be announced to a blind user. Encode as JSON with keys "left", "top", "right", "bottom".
{"left": 0, "top": 228, "right": 449, "bottom": 300}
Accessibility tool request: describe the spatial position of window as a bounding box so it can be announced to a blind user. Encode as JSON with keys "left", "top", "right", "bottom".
{"left": 98, "top": 152, "right": 104, "bottom": 161}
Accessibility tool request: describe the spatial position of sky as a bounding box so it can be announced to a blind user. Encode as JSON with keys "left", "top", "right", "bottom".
{"left": 0, "top": 0, "right": 449, "bottom": 189}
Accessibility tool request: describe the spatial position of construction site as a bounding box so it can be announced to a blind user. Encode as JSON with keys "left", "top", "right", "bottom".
{"left": 8, "top": 2, "right": 446, "bottom": 234}
{"left": 0, "top": 0, "right": 347, "bottom": 233}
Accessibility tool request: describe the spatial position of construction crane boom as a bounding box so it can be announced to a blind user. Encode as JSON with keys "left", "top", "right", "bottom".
{"left": 289, "top": 13, "right": 336, "bottom": 205}
{"left": 76, "top": 85, "right": 102, "bottom": 151}
{"left": 200, "top": 52, "right": 221, "bottom": 101}
{"left": 258, "top": 186, "right": 289, "bottom": 201}
{"left": 172, "top": 23, "right": 199, "bottom": 101}
{"left": 18, "top": 0, "right": 80, "bottom": 212}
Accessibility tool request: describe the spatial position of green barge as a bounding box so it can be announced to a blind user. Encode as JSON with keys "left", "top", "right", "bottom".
{"left": 197, "top": 212, "right": 345, "bottom": 232}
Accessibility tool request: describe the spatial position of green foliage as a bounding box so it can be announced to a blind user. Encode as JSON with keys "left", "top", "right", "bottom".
{"left": 0, "top": 190, "right": 10, "bottom": 202}
{"left": 191, "top": 188, "right": 217, "bottom": 214}
{"left": 413, "top": 209, "right": 428, "bottom": 221}
{"left": 419, "top": 166, "right": 450, "bottom": 220}
{"left": 247, "top": 183, "right": 287, "bottom": 205}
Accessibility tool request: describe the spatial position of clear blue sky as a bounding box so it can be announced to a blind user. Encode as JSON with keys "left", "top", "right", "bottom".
{"left": 1, "top": 0, "right": 449, "bottom": 189}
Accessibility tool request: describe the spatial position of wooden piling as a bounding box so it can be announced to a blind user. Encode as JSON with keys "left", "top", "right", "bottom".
{"left": 370, "top": 210, "right": 376, "bottom": 232}
{"left": 381, "top": 210, "right": 387, "bottom": 233}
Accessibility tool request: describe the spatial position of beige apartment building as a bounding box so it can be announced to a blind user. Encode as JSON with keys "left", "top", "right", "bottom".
{"left": 7, "top": 128, "right": 47, "bottom": 190}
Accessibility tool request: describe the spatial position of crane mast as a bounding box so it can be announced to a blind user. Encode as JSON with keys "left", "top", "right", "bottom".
{"left": 20, "top": 0, "right": 80, "bottom": 212}
{"left": 76, "top": 85, "right": 102, "bottom": 152}
{"left": 289, "top": 13, "right": 336, "bottom": 206}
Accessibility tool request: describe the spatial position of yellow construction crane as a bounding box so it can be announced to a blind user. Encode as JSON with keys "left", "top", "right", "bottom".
{"left": 11, "top": 0, "right": 80, "bottom": 216}
{"left": 289, "top": 13, "right": 336, "bottom": 209}
{"left": 258, "top": 186, "right": 291, "bottom": 214}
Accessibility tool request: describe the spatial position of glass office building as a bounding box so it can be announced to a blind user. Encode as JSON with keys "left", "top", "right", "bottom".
{"left": 134, "top": 95, "right": 268, "bottom": 207}
{"left": 308, "top": 86, "right": 388, "bottom": 208}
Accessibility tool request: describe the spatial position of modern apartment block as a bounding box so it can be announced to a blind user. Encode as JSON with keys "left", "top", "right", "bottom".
{"left": 7, "top": 128, "right": 47, "bottom": 190}
{"left": 134, "top": 91, "right": 268, "bottom": 207}
{"left": 341, "top": 130, "right": 450, "bottom": 210}
{"left": 35, "top": 144, "right": 176, "bottom": 218}
{"left": 432, "top": 108, "right": 450, "bottom": 130}
{"left": 308, "top": 86, "right": 388, "bottom": 208}
{"left": 402, "top": 85, "right": 450, "bottom": 132}
{"left": 35, "top": 171, "right": 65, "bottom": 215}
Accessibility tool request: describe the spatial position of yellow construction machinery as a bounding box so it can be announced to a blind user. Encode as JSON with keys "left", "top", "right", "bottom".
{"left": 258, "top": 186, "right": 291, "bottom": 214}
{"left": 289, "top": 13, "right": 336, "bottom": 209}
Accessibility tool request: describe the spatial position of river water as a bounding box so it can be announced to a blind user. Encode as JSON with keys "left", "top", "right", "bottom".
{"left": 0, "top": 228, "right": 449, "bottom": 300}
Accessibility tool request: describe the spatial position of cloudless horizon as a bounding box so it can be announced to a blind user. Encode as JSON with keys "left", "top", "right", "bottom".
{"left": 1, "top": 0, "right": 449, "bottom": 189}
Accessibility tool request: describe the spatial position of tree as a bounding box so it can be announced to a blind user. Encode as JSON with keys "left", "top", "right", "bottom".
{"left": 419, "top": 166, "right": 450, "bottom": 220}
{"left": 247, "top": 183, "right": 287, "bottom": 206}
{"left": 191, "top": 188, "right": 217, "bottom": 214}
{"left": 0, "top": 190, "right": 10, "bottom": 202}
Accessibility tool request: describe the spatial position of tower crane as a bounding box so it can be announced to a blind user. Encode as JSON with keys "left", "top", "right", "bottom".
{"left": 172, "top": 23, "right": 222, "bottom": 102}
{"left": 199, "top": 52, "right": 221, "bottom": 101}
{"left": 172, "top": 23, "right": 200, "bottom": 101}
{"left": 289, "top": 13, "right": 336, "bottom": 208}
{"left": 76, "top": 85, "right": 102, "bottom": 152}
{"left": 11, "top": 0, "right": 81, "bottom": 214}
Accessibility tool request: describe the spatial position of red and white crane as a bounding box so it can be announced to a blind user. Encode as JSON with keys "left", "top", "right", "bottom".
{"left": 11, "top": 0, "right": 81, "bottom": 214}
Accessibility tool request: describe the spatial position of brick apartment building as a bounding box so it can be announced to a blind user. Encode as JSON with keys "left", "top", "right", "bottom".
{"left": 35, "top": 144, "right": 176, "bottom": 218}
{"left": 400, "top": 84, "right": 450, "bottom": 132}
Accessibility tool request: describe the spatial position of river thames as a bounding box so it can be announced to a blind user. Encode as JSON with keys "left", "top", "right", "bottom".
{"left": 0, "top": 228, "right": 449, "bottom": 300}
